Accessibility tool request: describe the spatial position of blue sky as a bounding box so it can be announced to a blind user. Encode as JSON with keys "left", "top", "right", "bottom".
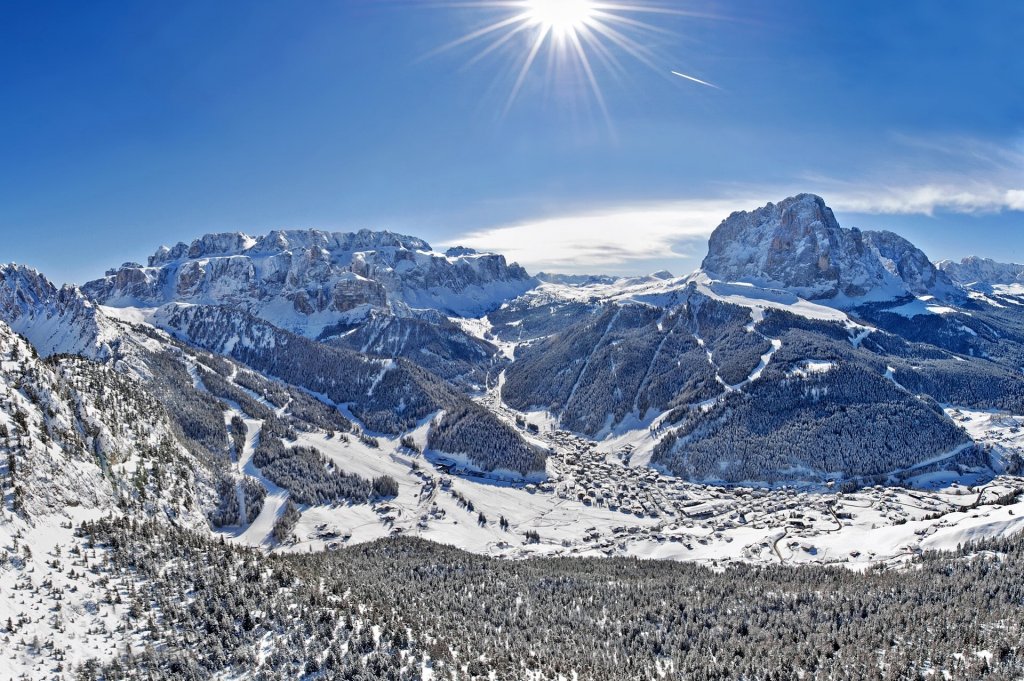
{"left": 1, "top": 0, "right": 1021, "bottom": 284}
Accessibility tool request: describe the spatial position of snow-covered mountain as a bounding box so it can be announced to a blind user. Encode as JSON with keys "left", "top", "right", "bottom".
{"left": 937, "top": 256, "right": 1024, "bottom": 288}
{"left": 701, "top": 194, "right": 957, "bottom": 304}
{"left": 322, "top": 307, "right": 499, "bottom": 381}
{"left": 4, "top": 193, "right": 1024, "bottom": 535}
{"left": 492, "top": 194, "right": 1024, "bottom": 483}
{"left": 149, "top": 301, "right": 545, "bottom": 477}
{"left": 535, "top": 272, "right": 621, "bottom": 286}
{"left": 0, "top": 263, "right": 118, "bottom": 359}
{"left": 84, "top": 229, "right": 537, "bottom": 337}
{"left": 0, "top": 312, "right": 224, "bottom": 526}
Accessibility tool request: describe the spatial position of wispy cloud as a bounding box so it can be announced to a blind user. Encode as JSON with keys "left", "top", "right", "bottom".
{"left": 450, "top": 198, "right": 754, "bottom": 272}
{"left": 447, "top": 136, "right": 1023, "bottom": 274}
{"left": 809, "top": 136, "right": 1024, "bottom": 216}
{"left": 446, "top": 183, "right": 1024, "bottom": 274}
{"left": 827, "top": 183, "right": 1024, "bottom": 216}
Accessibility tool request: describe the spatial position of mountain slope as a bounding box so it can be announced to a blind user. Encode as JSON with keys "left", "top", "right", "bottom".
{"left": 152, "top": 303, "right": 546, "bottom": 475}
{"left": 502, "top": 284, "right": 1005, "bottom": 483}
{"left": 319, "top": 307, "right": 500, "bottom": 382}
{"left": 0, "top": 317, "right": 216, "bottom": 524}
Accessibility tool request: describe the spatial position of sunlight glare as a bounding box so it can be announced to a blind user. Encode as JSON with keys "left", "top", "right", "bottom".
{"left": 432, "top": 1, "right": 717, "bottom": 117}
{"left": 525, "top": 0, "right": 596, "bottom": 36}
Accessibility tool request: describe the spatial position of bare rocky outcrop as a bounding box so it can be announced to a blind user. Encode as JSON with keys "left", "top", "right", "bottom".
{"left": 85, "top": 228, "right": 537, "bottom": 337}
{"left": 701, "top": 194, "right": 956, "bottom": 303}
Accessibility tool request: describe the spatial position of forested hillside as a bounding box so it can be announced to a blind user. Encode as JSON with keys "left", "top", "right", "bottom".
{"left": 154, "top": 303, "right": 546, "bottom": 474}
{"left": 65, "top": 517, "right": 1024, "bottom": 680}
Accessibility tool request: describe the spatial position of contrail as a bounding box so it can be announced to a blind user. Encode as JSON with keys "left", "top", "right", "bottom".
{"left": 671, "top": 70, "right": 719, "bottom": 89}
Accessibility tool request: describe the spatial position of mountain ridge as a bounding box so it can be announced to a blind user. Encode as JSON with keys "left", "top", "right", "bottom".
{"left": 0, "top": 263, "right": 118, "bottom": 360}
{"left": 937, "top": 255, "right": 1024, "bottom": 288}
{"left": 84, "top": 227, "right": 537, "bottom": 338}
{"left": 3, "top": 192, "right": 1023, "bottom": 521}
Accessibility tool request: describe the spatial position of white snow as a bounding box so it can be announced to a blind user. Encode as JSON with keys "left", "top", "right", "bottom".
{"left": 97, "top": 305, "right": 157, "bottom": 326}
{"left": 0, "top": 507, "right": 133, "bottom": 677}
{"left": 527, "top": 271, "right": 856, "bottom": 325}
{"left": 690, "top": 273, "right": 852, "bottom": 323}
{"left": 786, "top": 360, "right": 835, "bottom": 378}
{"left": 885, "top": 297, "right": 960, "bottom": 318}
{"left": 992, "top": 283, "right": 1024, "bottom": 297}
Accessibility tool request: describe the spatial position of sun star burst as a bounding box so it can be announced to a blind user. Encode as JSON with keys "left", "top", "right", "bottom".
{"left": 432, "top": 1, "right": 716, "bottom": 117}
{"left": 525, "top": 0, "right": 597, "bottom": 35}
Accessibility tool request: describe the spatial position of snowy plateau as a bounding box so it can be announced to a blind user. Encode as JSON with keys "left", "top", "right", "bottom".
{"left": 2, "top": 194, "right": 1024, "bottom": 679}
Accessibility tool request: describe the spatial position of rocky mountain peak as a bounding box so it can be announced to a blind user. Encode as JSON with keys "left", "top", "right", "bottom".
{"left": 86, "top": 228, "right": 537, "bottom": 336}
{"left": 937, "top": 256, "right": 1024, "bottom": 287}
{"left": 863, "top": 230, "right": 957, "bottom": 299}
{"left": 146, "top": 229, "right": 433, "bottom": 267}
{"left": 700, "top": 194, "right": 955, "bottom": 304}
{"left": 0, "top": 263, "right": 114, "bottom": 358}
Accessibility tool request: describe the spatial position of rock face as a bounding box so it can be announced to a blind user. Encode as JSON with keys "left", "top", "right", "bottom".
{"left": 701, "top": 194, "right": 955, "bottom": 303}
{"left": 863, "top": 230, "right": 956, "bottom": 299}
{"left": 937, "top": 256, "right": 1024, "bottom": 287}
{"left": 84, "top": 229, "right": 537, "bottom": 336}
{"left": 0, "top": 264, "right": 114, "bottom": 359}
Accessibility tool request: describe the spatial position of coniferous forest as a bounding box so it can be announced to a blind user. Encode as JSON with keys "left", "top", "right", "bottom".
{"left": 68, "top": 517, "right": 1024, "bottom": 680}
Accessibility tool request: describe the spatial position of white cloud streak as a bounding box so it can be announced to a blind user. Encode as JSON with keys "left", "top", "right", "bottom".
{"left": 670, "top": 70, "right": 719, "bottom": 89}
{"left": 448, "top": 182, "right": 1024, "bottom": 274}
{"left": 451, "top": 198, "right": 751, "bottom": 272}
{"left": 826, "top": 184, "right": 1024, "bottom": 216}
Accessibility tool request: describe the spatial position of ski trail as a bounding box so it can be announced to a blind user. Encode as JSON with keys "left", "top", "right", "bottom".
{"left": 849, "top": 324, "right": 873, "bottom": 348}
{"left": 230, "top": 417, "right": 289, "bottom": 546}
{"left": 360, "top": 317, "right": 391, "bottom": 355}
{"left": 734, "top": 338, "right": 782, "bottom": 388}
{"left": 694, "top": 334, "right": 726, "bottom": 389}
{"left": 235, "top": 479, "right": 247, "bottom": 527}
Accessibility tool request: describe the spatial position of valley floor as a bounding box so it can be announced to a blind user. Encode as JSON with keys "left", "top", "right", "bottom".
{"left": 212, "top": 382, "right": 1024, "bottom": 571}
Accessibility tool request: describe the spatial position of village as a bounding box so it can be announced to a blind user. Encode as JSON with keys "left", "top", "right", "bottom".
{"left": 280, "top": 398, "right": 1024, "bottom": 569}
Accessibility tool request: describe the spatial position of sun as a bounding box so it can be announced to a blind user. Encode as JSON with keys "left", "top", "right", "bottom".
{"left": 525, "top": 0, "right": 596, "bottom": 36}
{"left": 431, "top": 1, "right": 717, "bottom": 116}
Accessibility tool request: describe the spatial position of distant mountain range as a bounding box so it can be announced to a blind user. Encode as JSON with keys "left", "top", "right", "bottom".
{"left": 3, "top": 192, "right": 1024, "bottom": 519}
{"left": 938, "top": 255, "right": 1024, "bottom": 289}
{"left": 84, "top": 229, "right": 535, "bottom": 337}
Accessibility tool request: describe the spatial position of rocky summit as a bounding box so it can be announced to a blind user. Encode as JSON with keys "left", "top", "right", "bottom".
{"left": 701, "top": 193, "right": 956, "bottom": 304}
{"left": 84, "top": 228, "right": 536, "bottom": 337}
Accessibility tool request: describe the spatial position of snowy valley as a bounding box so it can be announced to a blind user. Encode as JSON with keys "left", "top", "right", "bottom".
{"left": 3, "top": 194, "right": 1024, "bottom": 679}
